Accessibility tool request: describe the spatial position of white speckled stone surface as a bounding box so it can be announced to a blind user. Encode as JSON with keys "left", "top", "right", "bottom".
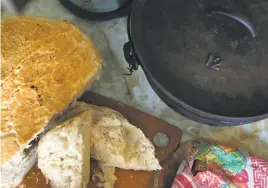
{"left": 2, "top": 0, "right": 268, "bottom": 160}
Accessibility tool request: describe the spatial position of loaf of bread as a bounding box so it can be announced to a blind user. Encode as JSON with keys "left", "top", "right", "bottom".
{"left": 89, "top": 104, "right": 162, "bottom": 171}
{"left": 38, "top": 110, "right": 92, "bottom": 188}
{"left": 1, "top": 16, "right": 101, "bottom": 188}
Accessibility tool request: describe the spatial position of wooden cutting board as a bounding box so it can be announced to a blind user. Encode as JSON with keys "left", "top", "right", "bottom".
{"left": 17, "top": 91, "right": 182, "bottom": 188}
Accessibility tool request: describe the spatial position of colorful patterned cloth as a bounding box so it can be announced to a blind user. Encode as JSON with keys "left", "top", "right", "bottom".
{"left": 171, "top": 141, "right": 268, "bottom": 188}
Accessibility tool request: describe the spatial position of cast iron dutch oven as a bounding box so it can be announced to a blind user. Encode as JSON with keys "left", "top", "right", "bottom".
{"left": 123, "top": 0, "right": 268, "bottom": 125}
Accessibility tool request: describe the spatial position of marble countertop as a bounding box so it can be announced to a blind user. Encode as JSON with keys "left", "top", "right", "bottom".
{"left": 2, "top": 0, "right": 268, "bottom": 160}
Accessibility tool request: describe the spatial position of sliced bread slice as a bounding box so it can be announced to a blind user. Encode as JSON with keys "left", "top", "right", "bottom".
{"left": 89, "top": 104, "right": 162, "bottom": 171}
{"left": 37, "top": 110, "right": 92, "bottom": 188}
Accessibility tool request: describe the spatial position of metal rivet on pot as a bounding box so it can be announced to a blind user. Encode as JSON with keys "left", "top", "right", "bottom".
{"left": 153, "top": 132, "right": 170, "bottom": 148}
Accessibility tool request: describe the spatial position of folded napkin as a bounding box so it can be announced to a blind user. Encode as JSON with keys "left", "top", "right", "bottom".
{"left": 171, "top": 141, "right": 268, "bottom": 188}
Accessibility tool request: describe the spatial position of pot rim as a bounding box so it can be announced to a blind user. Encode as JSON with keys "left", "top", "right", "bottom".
{"left": 59, "top": 0, "right": 133, "bottom": 21}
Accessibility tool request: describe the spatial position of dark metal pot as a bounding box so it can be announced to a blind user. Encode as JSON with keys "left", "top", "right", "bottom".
{"left": 59, "top": 0, "right": 133, "bottom": 20}
{"left": 123, "top": 0, "right": 268, "bottom": 126}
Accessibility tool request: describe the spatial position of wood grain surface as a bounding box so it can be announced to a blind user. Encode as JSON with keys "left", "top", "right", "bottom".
{"left": 17, "top": 91, "right": 182, "bottom": 188}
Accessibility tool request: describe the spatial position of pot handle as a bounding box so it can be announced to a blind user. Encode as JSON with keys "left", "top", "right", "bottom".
{"left": 123, "top": 41, "right": 139, "bottom": 75}
{"left": 207, "top": 9, "right": 257, "bottom": 37}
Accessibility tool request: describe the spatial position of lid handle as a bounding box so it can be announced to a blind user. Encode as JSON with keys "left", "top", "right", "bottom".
{"left": 207, "top": 9, "right": 257, "bottom": 37}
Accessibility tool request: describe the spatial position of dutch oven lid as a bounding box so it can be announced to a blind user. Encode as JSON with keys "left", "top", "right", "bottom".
{"left": 129, "top": 0, "right": 268, "bottom": 120}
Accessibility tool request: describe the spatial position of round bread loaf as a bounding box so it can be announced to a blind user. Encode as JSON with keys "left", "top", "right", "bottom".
{"left": 1, "top": 16, "right": 101, "bottom": 187}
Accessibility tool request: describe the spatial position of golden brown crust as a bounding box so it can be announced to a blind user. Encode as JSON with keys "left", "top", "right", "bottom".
{"left": 0, "top": 134, "right": 20, "bottom": 165}
{"left": 1, "top": 16, "right": 101, "bottom": 165}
